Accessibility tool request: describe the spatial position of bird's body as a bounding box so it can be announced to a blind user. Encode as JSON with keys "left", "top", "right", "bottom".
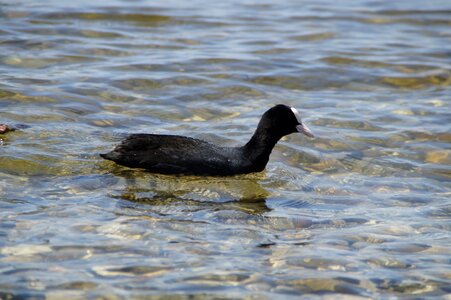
{"left": 101, "top": 104, "right": 314, "bottom": 176}
{"left": 101, "top": 134, "right": 251, "bottom": 175}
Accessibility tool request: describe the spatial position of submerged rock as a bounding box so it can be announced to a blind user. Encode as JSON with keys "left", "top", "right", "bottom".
{"left": 425, "top": 150, "right": 450, "bottom": 164}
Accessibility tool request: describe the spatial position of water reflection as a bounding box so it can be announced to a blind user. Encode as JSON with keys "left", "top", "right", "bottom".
{"left": 110, "top": 168, "right": 272, "bottom": 215}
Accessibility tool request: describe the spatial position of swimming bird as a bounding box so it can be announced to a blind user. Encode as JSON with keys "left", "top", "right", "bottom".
{"left": 100, "top": 104, "right": 314, "bottom": 176}
{"left": 0, "top": 124, "right": 15, "bottom": 134}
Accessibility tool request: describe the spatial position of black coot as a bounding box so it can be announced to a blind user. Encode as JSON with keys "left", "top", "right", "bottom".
{"left": 100, "top": 104, "right": 314, "bottom": 176}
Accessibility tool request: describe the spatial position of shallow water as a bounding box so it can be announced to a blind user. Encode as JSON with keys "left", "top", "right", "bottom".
{"left": 1, "top": 0, "right": 450, "bottom": 298}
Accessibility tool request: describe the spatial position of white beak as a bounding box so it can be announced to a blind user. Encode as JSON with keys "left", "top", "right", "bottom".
{"left": 296, "top": 123, "right": 314, "bottom": 138}
{"left": 290, "top": 107, "right": 314, "bottom": 138}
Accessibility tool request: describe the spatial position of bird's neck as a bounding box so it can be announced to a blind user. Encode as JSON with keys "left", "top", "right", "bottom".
{"left": 243, "top": 127, "right": 281, "bottom": 170}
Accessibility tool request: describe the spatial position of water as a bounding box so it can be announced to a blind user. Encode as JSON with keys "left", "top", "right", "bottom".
{"left": 1, "top": 0, "right": 450, "bottom": 298}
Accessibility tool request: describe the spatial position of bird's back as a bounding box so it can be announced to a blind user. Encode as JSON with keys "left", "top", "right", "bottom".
{"left": 100, "top": 134, "right": 246, "bottom": 175}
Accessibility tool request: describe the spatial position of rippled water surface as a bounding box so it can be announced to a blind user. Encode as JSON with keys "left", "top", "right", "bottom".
{"left": 1, "top": 0, "right": 450, "bottom": 298}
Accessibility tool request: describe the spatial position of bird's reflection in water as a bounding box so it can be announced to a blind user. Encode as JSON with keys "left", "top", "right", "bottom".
{"left": 109, "top": 167, "right": 272, "bottom": 215}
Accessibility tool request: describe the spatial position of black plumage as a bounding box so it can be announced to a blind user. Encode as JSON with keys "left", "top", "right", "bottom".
{"left": 100, "top": 104, "right": 314, "bottom": 176}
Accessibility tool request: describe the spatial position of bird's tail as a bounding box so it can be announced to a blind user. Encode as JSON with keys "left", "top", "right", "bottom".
{"left": 100, "top": 152, "right": 117, "bottom": 161}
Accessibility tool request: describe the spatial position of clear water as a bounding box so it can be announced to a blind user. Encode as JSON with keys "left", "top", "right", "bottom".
{"left": 1, "top": 0, "right": 450, "bottom": 298}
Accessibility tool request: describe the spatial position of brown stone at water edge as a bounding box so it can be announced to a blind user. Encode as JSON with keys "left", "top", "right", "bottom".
{"left": 0, "top": 124, "right": 15, "bottom": 134}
